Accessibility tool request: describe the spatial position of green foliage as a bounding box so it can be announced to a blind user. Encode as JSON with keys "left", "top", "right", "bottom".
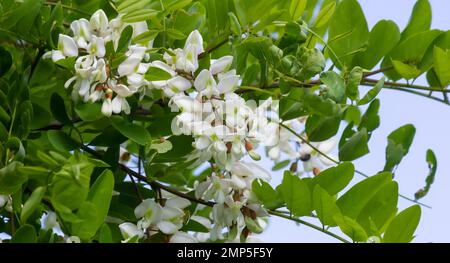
{"left": 383, "top": 205, "right": 421, "bottom": 243}
{"left": 278, "top": 171, "right": 312, "bottom": 217}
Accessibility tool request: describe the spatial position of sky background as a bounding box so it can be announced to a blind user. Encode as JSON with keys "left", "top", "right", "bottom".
{"left": 259, "top": 0, "right": 450, "bottom": 243}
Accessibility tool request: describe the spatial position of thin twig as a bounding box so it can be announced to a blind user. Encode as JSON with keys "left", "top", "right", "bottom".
{"left": 268, "top": 210, "right": 350, "bottom": 243}
{"left": 279, "top": 122, "right": 432, "bottom": 209}
{"left": 44, "top": 2, "right": 91, "bottom": 16}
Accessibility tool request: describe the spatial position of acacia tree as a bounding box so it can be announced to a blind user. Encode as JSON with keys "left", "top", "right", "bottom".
{"left": 0, "top": 0, "right": 442, "bottom": 243}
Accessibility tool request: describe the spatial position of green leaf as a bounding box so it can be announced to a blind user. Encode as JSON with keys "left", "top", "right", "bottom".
{"left": 145, "top": 66, "right": 173, "bottom": 81}
{"left": 343, "top": 105, "right": 361, "bottom": 125}
{"left": 165, "top": 28, "right": 187, "bottom": 40}
{"left": 390, "top": 126, "right": 415, "bottom": 157}
{"left": 110, "top": 116, "right": 151, "bottom": 146}
{"left": 320, "top": 71, "right": 345, "bottom": 103}
{"left": 312, "top": 1, "right": 336, "bottom": 29}
{"left": 383, "top": 205, "right": 421, "bottom": 243}
{"left": 392, "top": 60, "right": 421, "bottom": 79}
{"left": 71, "top": 201, "right": 99, "bottom": 241}
{"left": 117, "top": 25, "right": 133, "bottom": 53}
{"left": 50, "top": 93, "right": 71, "bottom": 124}
{"left": 279, "top": 89, "right": 309, "bottom": 120}
{"left": 117, "top": 0, "right": 150, "bottom": 13}
{"left": 89, "top": 126, "right": 128, "bottom": 147}
{"left": 415, "top": 149, "right": 437, "bottom": 200}
{"left": 304, "top": 94, "right": 339, "bottom": 116}
{"left": 338, "top": 128, "right": 369, "bottom": 161}
{"left": 312, "top": 162, "right": 354, "bottom": 196}
{"left": 51, "top": 156, "right": 93, "bottom": 211}
{"left": 384, "top": 140, "right": 404, "bottom": 172}
{"left": 75, "top": 103, "right": 104, "bottom": 121}
{"left": 0, "top": 161, "right": 27, "bottom": 195}
{"left": 47, "top": 130, "right": 80, "bottom": 151}
{"left": 400, "top": 0, "right": 431, "bottom": 41}
{"left": 358, "top": 77, "right": 384, "bottom": 106}
{"left": 353, "top": 20, "right": 400, "bottom": 70}
{"left": 328, "top": 0, "right": 369, "bottom": 69}
{"left": 134, "top": 30, "right": 159, "bottom": 45}
{"left": 99, "top": 224, "right": 113, "bottom": 243}
{"left": 0, "top": 46, "right": 13, "bottom": 77}
{"left": 358, "top": 99, "right": 380, "bottom": 133}
{"left": 305, "top": 114, "right": 340, "bottom": 142}
{"left": 382, "top": 30, "right": 441, "bottom": 80}
{"left": 149, "top": 140, "right": 173, "bottom": 153}
{"left": 20, "top": 186, "right": 46, "bottom": 223}
{"left": 72, "top": 170, "right": 114, "bottom": 240}
{"left": 289, "top": 0, "right": 307, "bottom": 21}
{"left": 357, "top": 181, "right": 398, "bottom": 236}
{"left": 278, "top": 171, "right": 312, "bottom": 216}
{"left": 236, "top": 37, "right": 283, "bottom": 73}
{"left": 336, "top": 172, "right": 392, "bottom": 219}
{"left": 333, "top": 214, "right": 368, "bottom": 242}
{"left": 55, "top": 57, "right": 76, "bottom": 69}
{"left": 252, "top": 179, "right": 284, "bottom": 210}
{"left": 432, "top": 46, "right": 450, "bottom": 86}
{"left": 272, "top": 160, "right": 291, "bottom": 171}
{"left": 346, "top": 67, "right": 363, "bottom": 100}
{"left": 420, "top": 30, "right": 450, "bottom": 71}
{"left": 173, "top": 3, "right": 206, "bottom": 34}
{"left": 182, "top": 219, "right": 209, "bottom": 233}
{"left": 122, "top": 9, "right": 158, "bottom": 23}
{"left": 313, "top": 185, "right": 341, "bottom": 226}
{"left": 228, "top": 12, "right": 242, "bottom": 36}
{"left": 11, "top": 224, "right": 37, "bottom": 243}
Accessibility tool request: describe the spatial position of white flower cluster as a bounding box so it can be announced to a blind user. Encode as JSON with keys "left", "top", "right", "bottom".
{"left": 44, "top": 10, "right": 152, "bottom": 116}
{"left": 118, "top": 193, "right": 204, "bottom": 243}
{"left": 195, "top": 161, "right": 269, "bottom": 241}
{"left": 152, "top": 31, "right": 279, "bottom": 170}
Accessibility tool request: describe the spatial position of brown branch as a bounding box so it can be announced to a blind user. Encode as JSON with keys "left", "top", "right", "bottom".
{"left": 198, "top": 34, "right": 230, "bottom": 59}
{"left": 362, "top": 78, "right": 450, "bottom": 93}
{"left": 362, "top": 66, "right": 394, "bottom": 78}
{"left": 79, "top": 145, "right": 215, "bottom": 207}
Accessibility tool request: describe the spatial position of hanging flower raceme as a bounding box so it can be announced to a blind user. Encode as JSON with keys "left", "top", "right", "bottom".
{"left": 44, "top": 9, "right": 152, "bottom": 117}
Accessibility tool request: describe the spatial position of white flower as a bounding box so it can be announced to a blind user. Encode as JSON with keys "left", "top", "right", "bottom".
{"left": 170, "top": 231, "right": 198, "bottom": 243}
{"left": 300, "top": 137, "right": 337, "bottom": 172}
{"left": 156, "top": 196, "right": 190, "bottom": 234}
{"left": 42, "top": 211, "right": 60, "bottom": 231}
{"left": 101, "top": 97, "right": 113, "bottom": 117}
{"left": 70, "top": 18, "right": 91, "bottom": 49}
{"left": 195, "top": 175, "right": 233, "bottom": 204}
{"left": 90, "top": 9, "right": 108, "bottom": 35}
{"left": 66, "top": 236, "right": 81, "bottom": 243}
{"left": 0, "top": 195, "right": 8, "bottom": 208}
{"left": 184, "top": 30, "right": 204, "bottom": 54}
{"left": 111, "top": 96, "right": 130, "bottom": 114}
{"left": 119, "top": 222, "right": 144, "bottom": 242}
{"left": 134, "top": 198, "right": 163, "bottom": 230}
{"left": 217, "top": 70, "right": 239, "bottom": 94}
{"left": 47, "top": 34, "right": 78, "bottom": 61}
{"left": 194, "top": 69, "right": 218, "bottom": 98}
{"left": 87, "top": 35, "right": 106, "bottom": 57}
{"left": 230, "top": 161, "right": 271, "bottom": 190}
{"left": 210, "top": 56, "right": 233, "bottom": 75}
{"left": 175, "top": 46, "right": 199, "bottom": 74}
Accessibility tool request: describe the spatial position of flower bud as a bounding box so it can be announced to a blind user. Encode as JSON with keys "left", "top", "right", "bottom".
{"left": 245, "top": 141, "right": 253, "bottom": 152}
{"left": 248, "top": 150, "right": 261, "bottom": 161}
{"left": 313, "top": 167, "right": 321, "bottom": 176}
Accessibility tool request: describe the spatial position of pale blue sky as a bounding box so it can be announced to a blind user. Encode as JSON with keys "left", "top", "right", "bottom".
{"left": 259, "top": 0, "right": 450, "bottom": 243}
